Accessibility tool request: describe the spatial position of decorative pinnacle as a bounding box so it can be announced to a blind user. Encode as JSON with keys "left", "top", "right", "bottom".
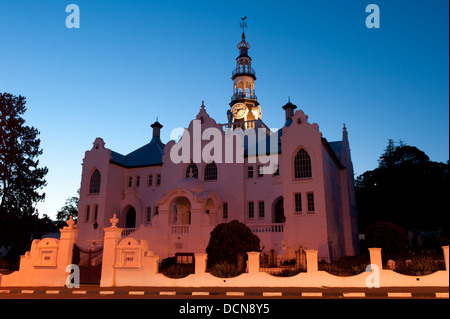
{"left": 240, "top": 16, "right": 247, "bottom": 32}
{"left": 110, "top": 213, "right": 119, "bottom": 228}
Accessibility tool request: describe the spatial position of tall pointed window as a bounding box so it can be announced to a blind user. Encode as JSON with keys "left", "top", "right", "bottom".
{"left": 185, "top": 162, "right": 198, "bottom": 178}
{"left": 89, "top": 169, "right": 101, "bottom": 194}
{"left": 204, "top": 162, "right": 217, "bottom": 181}
{"left": 294, "top": 149, "right": 312, "bottom": 179}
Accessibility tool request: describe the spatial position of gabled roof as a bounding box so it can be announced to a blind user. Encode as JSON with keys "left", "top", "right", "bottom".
{"left": 110, "top": 137, "right": 165, "bottom": 168}
{"left": 323, "top": 139, "right": 345, "bottom": 169}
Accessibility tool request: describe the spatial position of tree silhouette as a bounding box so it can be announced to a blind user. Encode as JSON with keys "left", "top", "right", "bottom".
{"left": 356, "top": 140, "right": 449, "bottom": 234}
{"left": 0, "top": 92, "right": 48, "bottom": 259}
{"left": 56, "top": 190, "right": 79, "bottom": 222}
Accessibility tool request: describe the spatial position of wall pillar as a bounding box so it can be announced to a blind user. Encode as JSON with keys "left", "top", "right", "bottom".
{"left": 100, "top": 215, "right": 123, "bottom": 287}
{"left": 195, "top": 253, "right": 208, "bottom": 275}
{"left": 368, "top": 248, "right": 383, "bottom": 269}
{"left": 443, "top": 246, "right": 449, "bottom": 272}
{"left": 247, "top": 252, "right": 260, "bottom": 274}
{"left": 58, "top": 217, "right": 79, "bottom": 273}
{"left": 305, "top": 250, "right": 318, "bottom": 273}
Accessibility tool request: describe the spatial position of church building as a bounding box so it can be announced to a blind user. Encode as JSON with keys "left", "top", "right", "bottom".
{"left": 75, "top": 27, "right": 359, "bottom": 263}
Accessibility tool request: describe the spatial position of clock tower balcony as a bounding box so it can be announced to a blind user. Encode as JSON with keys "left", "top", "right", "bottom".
{"left": 231, "top": 92, "right": 257, "bottom": 102}
{"left": 231, "top": 67, "right": 256, "bottom": 81}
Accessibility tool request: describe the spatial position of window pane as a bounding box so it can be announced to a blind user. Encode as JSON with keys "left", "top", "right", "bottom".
{"left": 223, "top": 202, "right": 228, "bottom": 219}
{"left": 156, "top": 174, "right": 161, "bottom": 185}
{"left": 294, "top": 149, "right": 312, "bottom": 179}
{"left": 186, "top": 162, "right": 199, "bottom": 178}
{"left": 259, "top": 201, "right": 265, "bottom": 218}
{"left": 248, "top": 202, "right": 254, "bottom": 219}
{"left": 85, "top": 205, "right": 90, "bottom": 221}
{"left": 307, "top": 193, "right": 315, "bottom": 212}
{"left": 204, "top": 162, "right": 217, "bottom": 181}
{"left": 148, "top": 175, "right": 153, "bottom": 186}
{"left": 247, "top": 166, "right": 254, "bottom": 178}
{"left": 295, "top": 193, "right": 302, "bottom": 213}
{"left": 89, "top": 169, "right": 101, "bottom": 194}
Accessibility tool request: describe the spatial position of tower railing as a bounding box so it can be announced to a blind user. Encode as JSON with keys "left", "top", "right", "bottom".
{"left": 231, "top": 67, "right": 256, "bottom": 79}
{"left": 218, "top": 119, "right": 270, "bottom": 132}
{"left": 231, "top": 92, "right": 257, "bottom": 101}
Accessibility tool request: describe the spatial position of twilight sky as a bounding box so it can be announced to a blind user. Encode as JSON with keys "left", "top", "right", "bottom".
{"left": 0, "top": 0, "right": 448, "bottom": 219}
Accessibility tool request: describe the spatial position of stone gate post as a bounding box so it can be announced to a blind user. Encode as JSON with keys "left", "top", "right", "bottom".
{"left": 100, "top": 214, "right": 122, "bottom": 287}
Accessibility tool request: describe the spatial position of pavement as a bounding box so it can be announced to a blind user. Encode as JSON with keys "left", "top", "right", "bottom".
{"left": 0, "top": 285, "right": 448, "bottom": 299}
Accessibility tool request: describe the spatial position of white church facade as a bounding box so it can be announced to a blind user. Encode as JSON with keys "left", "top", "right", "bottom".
{"left": 75, "top": 29, "right": 359, "bottom": 262}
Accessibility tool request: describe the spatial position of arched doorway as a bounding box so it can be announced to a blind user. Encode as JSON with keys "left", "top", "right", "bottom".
{"left": 170, "top": 196, "right": 191, "bottom": 225}
{"left": 273, "top": 197, "right": 286, "bottom": 223}
{"left": 125, "top": 207, "right": 136, "bottom": 228}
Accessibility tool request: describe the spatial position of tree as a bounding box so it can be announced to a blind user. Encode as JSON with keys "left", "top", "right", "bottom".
{"left": 206, "top": 220, "right": 260, "bottom": 270}
{"left": 356, "top": 140, "right": 449, "bottom": 234}
{"left": 56, "top": 190, "right": 79, "bottom": 221}
{"left": 365, "top": 221, "right": 409, "bottom": 259}
{"left": 0, "top": 92, "right": 48, "bottom": 259}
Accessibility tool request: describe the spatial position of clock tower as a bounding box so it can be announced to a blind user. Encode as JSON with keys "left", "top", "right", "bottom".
{"left": 228, "top": 21, "right": 261, "bottom": 124}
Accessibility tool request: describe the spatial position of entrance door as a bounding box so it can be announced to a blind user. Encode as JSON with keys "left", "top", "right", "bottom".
{"left": 126, "top": 207, "right": 136, "bottom": 228}
{"left": 72, "top": 244, "right": 103, "bottom": 284}
{"left": 273, "top": 197, "right": 286, "bottom": 223}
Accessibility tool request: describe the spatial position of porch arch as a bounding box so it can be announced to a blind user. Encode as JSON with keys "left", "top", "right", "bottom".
{"left": 272, "top": 196, "right": 285, "bottom": 223}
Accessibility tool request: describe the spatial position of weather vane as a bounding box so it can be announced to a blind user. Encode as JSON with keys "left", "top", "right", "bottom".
{"left": 240, "top": 16, "right": 247, "bottom": 32}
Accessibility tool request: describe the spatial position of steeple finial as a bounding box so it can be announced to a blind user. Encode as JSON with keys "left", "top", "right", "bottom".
{"left": 343, "top": 123, "right": 348, "bottom": 141}
{"left": 240, "top": 16, "right": 247, "bottom": 34}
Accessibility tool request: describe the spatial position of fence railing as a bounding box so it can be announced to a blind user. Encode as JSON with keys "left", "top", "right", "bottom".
{"left": 171, "top": 225, "right": 189, "bottom": 234}
{"left": 121, "top": 228, "right": 136, "bottom": 237}
{"left": 249, "top": 223, "right": 284, "bottom": 234}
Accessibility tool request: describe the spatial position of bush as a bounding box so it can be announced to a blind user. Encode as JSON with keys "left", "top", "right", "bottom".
{"left": 161, "top": 265, "right": 192, "bottom": 279}
{"left": 393, "top": 254, "right": 445, "bottom": 276}
{"left": 206, "top": 220, "right": 260, "bottom": 269}
{"left": 319, "top": 262, "right": 367, "bottom": 276}
{"left": 318, "top": 254, "right": 369, "bottom": 276}
{"left": 271, "top": 268, "right": 302, "bottom": 277}
{"left": 209, "top": 262, "right": 240, "bottom": 278}
{"left": 365, "top": 221, "right": 409, "bottom": 258}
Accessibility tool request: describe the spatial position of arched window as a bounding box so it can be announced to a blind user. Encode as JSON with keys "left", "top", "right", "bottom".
{"left": 204, "top": 162, "right": 218, "bottom": 181}
{"left": 294, "top": 149, "right": 312, "bottom": 179}
{"left": 185, "top": 162, "right": 198, "bottom": 178}
{"left": 89, "top": 169, "right": 101, "bottom": 194}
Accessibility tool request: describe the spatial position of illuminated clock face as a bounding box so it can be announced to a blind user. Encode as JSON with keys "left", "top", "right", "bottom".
{"left": 231, "top": 103, "right": 248, "bottom": 119}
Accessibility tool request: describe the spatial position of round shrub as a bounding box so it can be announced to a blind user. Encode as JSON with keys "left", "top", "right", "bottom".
{"left": 206, "top": 220, "right": 260, "bottom": 270}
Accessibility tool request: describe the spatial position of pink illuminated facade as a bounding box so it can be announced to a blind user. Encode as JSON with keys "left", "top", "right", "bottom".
{"left": 75, "top": 30, "right": 359, "bottom": 261}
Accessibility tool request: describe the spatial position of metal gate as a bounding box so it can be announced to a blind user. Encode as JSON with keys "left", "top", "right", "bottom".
{"left": 72, "top": 244, "right": 103, "bottom": 284}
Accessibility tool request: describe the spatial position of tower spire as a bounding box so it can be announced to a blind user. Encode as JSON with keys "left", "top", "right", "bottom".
{"left": 229, "top": 18, "right": 261, "bottom": 124}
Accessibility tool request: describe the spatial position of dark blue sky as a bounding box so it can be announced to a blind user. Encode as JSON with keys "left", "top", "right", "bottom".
{"left": 1, "top": 0, "right": 448, "bottom": 218}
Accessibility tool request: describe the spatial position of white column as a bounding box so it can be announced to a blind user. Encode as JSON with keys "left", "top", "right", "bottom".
{"left": 100, "top": 226, "right": 122, "bottom": 287}
{"left": 195, "top": 253, "right": 208, "bottom": 275}
{"left": 247, "top": 252, "right": 260, "bottom": 274}
{"left": 368, "top": 248, "right": 383, "bottom": 270}
{"left": 443, "top": 246, "right": 449, "bottom": 272}
{"left": 305, "top": 250, "right": 318, "bottom": 273}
